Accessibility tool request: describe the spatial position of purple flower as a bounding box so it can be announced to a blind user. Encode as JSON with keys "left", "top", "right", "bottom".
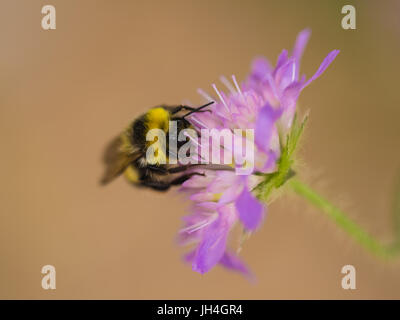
{"left": 178, "top": 29, "right": 339, "bottom": 277}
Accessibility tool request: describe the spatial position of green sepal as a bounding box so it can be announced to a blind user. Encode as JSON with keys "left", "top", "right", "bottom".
{"left": 254, "top": 113, "right": 308, "bottom": 201}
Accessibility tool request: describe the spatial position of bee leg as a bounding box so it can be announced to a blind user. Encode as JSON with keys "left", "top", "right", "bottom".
{"left": 142, "top": 180, "right": 171, "bottom": 191}
{"left": 171, "top": 105, "right": 196, "bottom": 114}
{"left": 169, "top": 172, "right": 205, "bottom": 186}
{"left": 146, "top": 164, "right": 204, "bottom": 176}
{"left": 147, "top": 165, "right": 169, "bottom": 174}
{"left": 147, "top": 164, "right": 211, "bottom": 176}
{"left": 141, "top": 171, "right": 205, "bottom": 191}
{"left": 171, "top": 105, "right": 206, "bottom": 114}
{"left": 166, "top": 164, "right": 202, "bottom": 174}
{"left": 144, "top": 164, "right": 193, "bottom": 175}
{"left": 171, "top": 104, "right": 213, "bottom": 115}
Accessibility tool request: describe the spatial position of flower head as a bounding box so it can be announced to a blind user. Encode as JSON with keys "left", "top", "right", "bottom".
{"left": 178, "top": 29, "right": 339, "bottom": 277}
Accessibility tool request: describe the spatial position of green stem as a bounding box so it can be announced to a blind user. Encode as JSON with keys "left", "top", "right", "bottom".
{"left": 288, "top": 178, "right": 400, "bottom": 260}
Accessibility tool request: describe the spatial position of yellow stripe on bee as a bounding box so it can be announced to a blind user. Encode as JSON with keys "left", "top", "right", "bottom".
{"left": 145, "top": 107, "right": 170, "bottom": 165}
{"left": 124, "top": 165, "right": 139, "bottom": 183}
{"left": 146, "top": 107, "right": 170, "bottom": 132}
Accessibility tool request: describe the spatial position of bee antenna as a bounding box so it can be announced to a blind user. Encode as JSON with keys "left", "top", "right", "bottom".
{"left": 182, "top": 101, "right": 214, "bottom": 119}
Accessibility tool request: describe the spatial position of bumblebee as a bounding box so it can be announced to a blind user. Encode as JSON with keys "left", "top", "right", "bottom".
{"left": 101, "top": 102, "right": 213, "bottom": 191}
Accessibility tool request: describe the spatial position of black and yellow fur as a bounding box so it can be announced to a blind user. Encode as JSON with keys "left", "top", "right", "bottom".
{"left": 101, "top": 103, "right": 212, "bottom": 191}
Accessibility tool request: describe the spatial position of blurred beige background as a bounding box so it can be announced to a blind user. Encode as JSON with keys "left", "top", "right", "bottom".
{"left": 0, "top": 0, "right": 399, "bottom": 299}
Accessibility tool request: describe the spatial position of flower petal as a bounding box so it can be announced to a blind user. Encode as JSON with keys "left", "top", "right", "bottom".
{"left": 219, "top": 251, "right": 254, "bottom": 279}
{"left": 235, "top": 186, "right": 264, "bottom": 230}
{"left": 207, "top": 171, "right": 237, "bottom": 193}
{"left": 250, "top": 57, "right": 272, "bottom": 81}
{"left": 292, "top": 29, "right": 311, "bottom": 80}
{"left": 254, "top": 103, "right": 282, "bottom": 153}
{"left": 218, "top": 184, "right": 243, "bottom": 205}
{"left": 274, "top": 58, "right": 296, "bottom": 91}
{"left": 192, "top": 226, "right": 227, "bottom": 273}
{"left": 190, "top": 192, "right": 215, "bottom": 202}
{"left": 274, "top": 49, "right": 289, "bottom": 71}
{"left": 192, "top": 206, "right": 235, "bottom": 274}
{"left": 184, "top": 250, "right": 196, "bottom": 263}
{"left": 302, "top": 49, "right": 340, "bottom": 89}
{"left": 181, "top": 173, "right": 214, "bottom": 189}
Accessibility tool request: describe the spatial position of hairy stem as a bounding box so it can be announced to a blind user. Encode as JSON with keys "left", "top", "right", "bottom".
{"left": 288, "top": 178, "right": 400, "bottom": 260}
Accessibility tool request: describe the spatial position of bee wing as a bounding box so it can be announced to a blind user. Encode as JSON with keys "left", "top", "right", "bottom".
{"left": 100, "top": 136, "right": 141, "bottom": 185}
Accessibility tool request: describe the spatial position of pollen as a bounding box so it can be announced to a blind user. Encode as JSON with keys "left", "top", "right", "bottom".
{"left": 212, "top": 193, "right": 222, "bottom": 201}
